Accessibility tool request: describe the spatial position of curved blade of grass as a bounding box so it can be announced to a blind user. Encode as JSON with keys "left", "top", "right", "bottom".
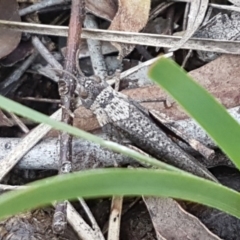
{"left": 148, "top": 58, "right": 240, "bottom": 169}
{"left": 0, "top": 95, "right": 181, "bottom": 172}
{"left": 0, "top": 168, "right": 240, "bottom": 220}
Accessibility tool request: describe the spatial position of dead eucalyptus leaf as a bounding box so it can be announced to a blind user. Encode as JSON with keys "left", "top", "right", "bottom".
{"left": 108, "top": 0, "right": 151, "bottom": 58}
{"left": 171, "top": 0, "right": 209, "bottom": 51}
{"left": 86, "top": 0, "right": 118, "bottom": 21}
{"left": 122, "top": 54, "right": 240, "bottom": 120}
{"left": 73, "top": 107, "right": 100, "bottom": 132}
{"left": 109, "top": 0, "right": 150, "bottom": 33}
{"left": 0, "top": 40, "right": 34, "bottom": 67}
{"left": 143, "top": 197, "right": 221, "bottom": 240}
{"left": 0, "top": 0, "right": 21, "bottom": 59}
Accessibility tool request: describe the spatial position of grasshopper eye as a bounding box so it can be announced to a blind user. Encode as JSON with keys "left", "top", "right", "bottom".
{"left": 80, "top": 89, "right": 88, "bottom": 99}
{"left": 80, "top": 90, "right": 88, "bottom": 99}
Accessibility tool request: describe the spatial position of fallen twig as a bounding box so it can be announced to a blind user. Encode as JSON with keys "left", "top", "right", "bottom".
{"left": 8, "top": 112, "right": 29, "bottom": 133}
{"left": 53, "top": 0, "right": 85, "bottom": 234}
{"left": 0, "top": 51, "right": 38, "bottom": 96}
{"left": 1, "top": 20, "right": 240, "bottom": 54}
{"left": 0, "top": 136, "right": 133, "bottom": 170}
{"left": 84, "top": 14, "right": 107, "bottom": 79}
{"left": 66, "top": 201, "right": 102, "bottom": 240}
{"left": 108, "top": 196, "right": 123, "bottom": 240}
{"left": 170, "top": 0, "right": 209, "bottom": 51}
{"left": 78, "top": 198, "right": 105, "bottom": 240}
{"left": 32, "top": 36, "right": 63, "bottom": 69}
{"left": 0, "top": 109, "right": 61, "bottom": 181}
{"left": 19, "top": 0, "right": 70, "bottom": 16}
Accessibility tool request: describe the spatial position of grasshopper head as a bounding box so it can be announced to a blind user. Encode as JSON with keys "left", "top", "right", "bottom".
{"left": 79, "top": 75, "right": 107, "bottom": 109}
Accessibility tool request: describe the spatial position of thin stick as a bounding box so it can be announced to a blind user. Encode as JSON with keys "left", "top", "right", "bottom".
{"left": 181, "top": 2, "right": 192, "bottom": 68}
{"left": 181, "top": 50, "right": 193, "bottom": 68}
{"left": 117, "top": 53, "right": 173, "bottom": 84}
{"left": 107, "top": 196, "right": 123, "bottom": 240}
{"left": 32, "top": 36, "right": 63, "bottom": 69}
{"left": 0, "top": 109, "right": 61, "bottom": 181}
{"left": 1, "top": 20, "right": 240, "bottom": 54}
{"left": 53, "top": 0, "right": 85, "bottom": 234}
{"left": 78, "top": 198, "right": 105, "bottom": 240}
{"left": 149, "top": 2, "right": 174, "bottom": 21}
{"left": 0, "top": 51, "right": 38, "bottom": 96}
{"left": 66, "top": 201, "right": 101, "bottom": 240}
{"left": 102, "top": 197, "right": 141, "bottom": 235}
{"left": 84, "top": 14, "right": 107, "bottom": 79}
{"left": 19, "top": 0, "right": 71, "bottom": 16}
{"left": 0, "top": 110, "right": 13, "bottom": 127}
{"left": 8, "top": 112, "right": 29, "bottom": 133}
{"left": 19, "top": 97, "right": 61, "bottom": 103}
{"left": 30, "top": 35, "right": 62, "bottom": 85}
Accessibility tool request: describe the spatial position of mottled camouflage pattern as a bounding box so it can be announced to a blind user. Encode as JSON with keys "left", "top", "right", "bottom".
{"left": 80, "top": 76, "right": 217, "bottom": 182}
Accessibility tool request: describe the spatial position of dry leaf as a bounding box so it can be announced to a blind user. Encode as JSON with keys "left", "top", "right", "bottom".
{"left": 123, "top": 54, "right": 240, "bottom": 120}
{"left": 86, "top": 0, "right": 117, "bottom": 21}
{"left": 108, "top": 0, "right": 151, "bottom": 58}
{"left": 73, "top": 106, "right": 100, "bottom": 132}
{"left": 0, "top": 0, "right": 21, "bottom": 59}
{"left": 143, "top": 197, "right": 221, "bottom": 240}
{"left": 189, "top": 54, "right": 240, "bottom": 108}
{"left": 0, "top": 40, "right": 34, "bottom": 67}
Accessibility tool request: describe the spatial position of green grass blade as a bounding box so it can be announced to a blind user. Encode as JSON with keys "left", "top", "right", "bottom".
{"left": 1, "top": 79, "right": 239, "bottom": 221}
{"left": 0, "top": 168, "right": 240, "bottom": 220}
{"left": 148, "top": 58, "right": 240, "bottom": 169}
{"left": 0, "top": 95, "right": 181, "bottom": 172}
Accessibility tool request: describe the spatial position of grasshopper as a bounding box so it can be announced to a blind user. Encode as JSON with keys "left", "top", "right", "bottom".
{"left": 79, "top": 76, "right": 217, "bottom": 182}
